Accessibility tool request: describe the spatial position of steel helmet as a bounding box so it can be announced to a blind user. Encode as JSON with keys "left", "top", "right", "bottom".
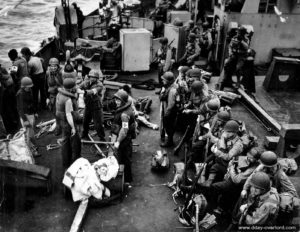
{"left": 217, "top": 110, "right": 231, "bottom": 122}
{"left": 162, "top": 72, "right": 175, "bottom": 83}
{"left": 173, "top": 18, "right": 183, "bottom": 26}
{"left": 189, "top": 33, "right": 196, "bottom": 40}
{"left": 180, "top": 66, "right": 190, "bottom": 74}
{"left": 238, "top": 26, "right": 247, "bottom": 35}
{"left": 159, "top": 37, "right": 168, "bottom": 45}
{"left": 21, "top": 77, "right": 33, "bottom": 88}
{"left": 63, "top": 78, "right": 76, "bottom": 89}
{"left": 250, "top": 171, "right": 271, "bottom": 192}
{"left": 191, "top": 80, "right": 204, "bottom": 93}
{"left": 260, "top": 151, "right": 278, "bottom": 167}
{"left": 114, "top": 89, "right": 128, "bottom": 104}
{"left": 49, "top": 57, "right": 59, "bottom": 66}
{"left": 224, "top": 120, "right": 239, "bottom": 133}
{"left": 88, "top": 69, "right": 100, "bottom": 79}
{"left": 188, "top": 68, "right": 201, "bottom": 78}
{"left": 206, "top": 98, "right": 220, "bottom": 112}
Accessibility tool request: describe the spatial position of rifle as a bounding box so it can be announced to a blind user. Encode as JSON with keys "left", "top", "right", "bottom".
{"left": 160, "top": 102, "right": 165, "bottom": 140}
{"left": 173, "top": 125, "right": 190, "bottom": 156}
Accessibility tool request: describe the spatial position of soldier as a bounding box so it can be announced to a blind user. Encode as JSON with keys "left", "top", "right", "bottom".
{"left": 21, "top": 47, "right": 46, "bottom": 110}
{"left": 221, "top": 26, "right": 249, "bottom": 90}
{"left": 187, "top": 97, "right": 221, "bottom": 164}
{"left": 8, "top": 49, "right": 28, "bottom": 91}
{"left": 211, "top": 147, "right": 261, "bottom": 214}
{"left": 56, "top": 78, "right": 81, "bottom": 170}
{"left": 159, "top": 72, "right": 178, "bottom": 147}
{"left": 78, "top": 69, "right": 106, "bottom": 141}
{"left": 156, "top": 37, "right": 173, "bottom": 92}
{"left": 111, "top": 89, "right": 136, "bottom": 183}
{"left": 179, "top": 33, "right": 201, "bottom": 66}
{"left": 237, "top": 172, "right": 280, "bottom": 226}
{"left": 202, "top": 120, "right": 244, "bottom": 187}
{"left": 241, "top": 151, "right": 298, "bottom": 198}
{"left": 185, "top": 20, "right": 200, "bottom": 40}
{"left": 199, "top": 21, "right": 213, "bottom": 70}
{"left": 46, "top": 57, "right": 63, "bottom": 136}
{"left": 16, "top": 77, "right": 37, "bottom": 146}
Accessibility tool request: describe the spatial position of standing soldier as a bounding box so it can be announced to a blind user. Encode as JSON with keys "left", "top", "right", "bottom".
{"left": 56, "top": 78, "right": 81, "bottom": 170}
{"left": 21, "top": 47, "right": 46, "bottom": 111}
{"left": 46, "top": 57, "right": 63, "bottom": 136}
{"left": 220, "top": 26, "right": 249, "bottom": 90}
{"left": 78, "top": 69, "right": 106, "bottom": 141}
{"left": 156, "top": 37, "right": 173, "bottom": 93}
{"left": 159, "top": 72, "right": 178, "bottom": 147}
{"left": 111, "top": 89, "right": 136, "bottom": 183}
{"left": 179, "top": 33, "right": 201, "bottom": 66}
{"left": 16, "top": 77, "right": 37, "bottom": 147}
{"left": 8, "top": 49, "right": 28, "bottom": 91}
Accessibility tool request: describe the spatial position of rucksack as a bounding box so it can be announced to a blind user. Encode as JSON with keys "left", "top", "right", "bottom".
{"left": 151, "top": 150, "right": 170, "bottom": 171}
{"left": 279, "top": 192, "right": 300, "bottom": 214}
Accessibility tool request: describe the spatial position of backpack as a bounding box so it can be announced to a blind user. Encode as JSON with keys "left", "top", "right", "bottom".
{"left": 278, "top": 158, "right": 298, "bottom": 176}
{"left": 151, "top": 150, "right": 170, "bottom": 171}
{"left": 279, "top": 192, "right": 300, "bottom": 214}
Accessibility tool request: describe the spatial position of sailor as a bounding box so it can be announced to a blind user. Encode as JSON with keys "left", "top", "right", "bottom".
{"left": 8, "top": 49, "right": 28, "bottom": 91}
{"left": 179, "top": 33, "right": 201, "bottom": 66}
{"left": 159, "top": 72, "right": 178, "bottom": 147}
{"left": 202, "top": 120, "right": 244, "bottom": 187}
{"left": 221, "top": 26, "right": 249, "bottom": 89}
{"left": 56, "top": 78, "right": 81, "bottom": 170}
{"left": 16, "top": 77, "right": 37, "bottom": 146}
{"left": 21, "top": 47, "right": 46, "bottom": 111}
{"left": 78, "top": 69, "right": 105, "bottom": 141}
{"left": 237, "top": 172, "right": 280, "bottom": 226}
{"left": 156, "top": 37, "right": 173, "bottom": 90}
{"left": 46, "top": 57, "right": 63, "bottom": 135}
{"left": 111, "top": 89, "right": 136, "bottom": 183}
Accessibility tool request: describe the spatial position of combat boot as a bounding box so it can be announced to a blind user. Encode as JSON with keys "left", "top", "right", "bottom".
{"left": 160, "top": 139, "right": 174, "bottom": 148}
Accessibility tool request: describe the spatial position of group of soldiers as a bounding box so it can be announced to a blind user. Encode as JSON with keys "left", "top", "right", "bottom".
{"left": 156, "top": 22, "right": 298, "bottom": 230}
{"left": 0, "top": 47, "right": 136, "bottom": 184}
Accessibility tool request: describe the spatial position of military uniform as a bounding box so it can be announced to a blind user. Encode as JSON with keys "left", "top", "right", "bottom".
{"left": 221, "top": 30, "right": 249, "bottom": 89}
{"left": 179, "top": 40, "right": 201, "bottom": 66}
{"left": 79, "top": 77, "right": 105, "bottom": 141}
{"left": 111, "top": 90, "right": 136, "bottom": 182}
{"left": 156, "top": 38, "right": 173, "bottom": 86}
{"left": 56, "top": 84, "right": 81, "bottom": 169}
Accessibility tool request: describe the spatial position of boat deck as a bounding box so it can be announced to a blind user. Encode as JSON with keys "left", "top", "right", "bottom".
{"left": 254, "top": 76, "right": 300, "bottom": 125}
{"left": 0, "top": 72, "right": 299, "bottom": 232}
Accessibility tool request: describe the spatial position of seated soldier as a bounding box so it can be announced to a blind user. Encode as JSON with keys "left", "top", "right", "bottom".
{"left": 179, "top": 33, "right": 201, "bottom": 66}
{"left": 211, "top": 147, "right": 261, "bottom": 214}
{"left": 201, "top": 120, "right": 244, "bottom": 188}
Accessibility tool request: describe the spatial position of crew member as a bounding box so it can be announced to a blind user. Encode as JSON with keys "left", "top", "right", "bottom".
{"left": 56, "top": 78, "right": 81, "bottom": 169}
{"left": 21, "top": 47, "right": 46, "bottom": 111}
{"left": 78, "top": 69, "right": 105, "bottom": 141}
{"left": 111, "top": 89, "right": 136, "bottom": 183}
{"left": 8, "top": 49, "right": 28, "bottom": 91}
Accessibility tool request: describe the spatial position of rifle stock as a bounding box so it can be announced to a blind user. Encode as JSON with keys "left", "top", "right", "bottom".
{"left": 173, "top": 125, "right": 190, "bottom": 156}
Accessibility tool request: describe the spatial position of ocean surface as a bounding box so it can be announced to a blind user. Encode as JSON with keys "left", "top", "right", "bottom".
{"left": 0, "top": 0, "right": 100, "bottom": 68}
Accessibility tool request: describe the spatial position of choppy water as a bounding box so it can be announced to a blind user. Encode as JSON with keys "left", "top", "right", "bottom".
{"left": 0, "top": 0, "right": 99, "bottom": 68}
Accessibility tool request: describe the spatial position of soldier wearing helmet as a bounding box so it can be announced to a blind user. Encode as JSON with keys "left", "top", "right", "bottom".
{"left": 46, "top": 57, "right": 63, "bottom": 135}
{"left": 220, "top": 25, "right": 250, "bottom": 90}
{"left": 200, "top": 119, "right": 243, "bottom": 188}
{"left": 155, "top": 37, "right": 174, "bottom": 91}
{"left": 16, "top": 77, "right": 37, "bottom": 147}
{"left": 159, "top": 71, "right": 178, "bottom": 147}
{"left": 199, "top": 21, "right": 213, "bottom": 63}
{"left": 179, "top": 33, "right": 201, "bottom": 66}
{"left": 209, "top": 147, "right": 261, "bottom": 215}
{"left": 236, "top": 171, "right": 280, "bottom": 226}
{"left": 241, "top": 151, "right": 298, "bottom": 199}
{"left": 111, "top": 89, "right": 136, "bottom": 183}
{"left": 78, "top": 69, "right": 105, "bottom": 141}
{"left": 56, "top": 78, "right": 81, "bottom": 170}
